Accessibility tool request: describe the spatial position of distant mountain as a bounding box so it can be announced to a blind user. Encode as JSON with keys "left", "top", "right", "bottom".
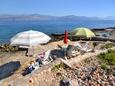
{"left": 59, "top": 15, "right": 101, "bottom": 21}
{"left": 104, "top": 16, "right": 115, "bottom": 20}
{"left": 0, "top": 14, "right": 58, "bottom": 21}
{"left": 0, "top": 14, "right": 114, "bottom": 21}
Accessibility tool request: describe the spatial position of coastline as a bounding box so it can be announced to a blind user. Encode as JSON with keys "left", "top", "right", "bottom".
{"left": 92, "top": 26, "right": 115, "bottom": 31}
{"left": 51, "top": 27, "right": 115, "bottom": 42}
{"left": 0, "top": 28, "right": 115, "bottom": 85}
{"left": 0, "top": 40, "right": 115, "bottom": 86}
{"left": 0, "top": 26, "right": 115, "bottom": 45}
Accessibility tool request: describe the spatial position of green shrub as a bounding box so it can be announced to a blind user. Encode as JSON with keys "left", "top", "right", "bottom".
{"left": 1, "top": 44, "right": 18, "bottom": 52}
{"left": 106, "top": 68, "right": 113, "bottom": 74}
{"left": 98, "top": 49, "right": 115, "bottom": 66}
{"left": 98, "top": 49, "right": 115, "bottom": 75}
{"left": 93, "top": 42, "right": 98, "bottom": 48}
{"left": 51, "top": 63, "right": 66, "bottom": 71}
{"left": 101, "top": 43, "right": 115, "bottom": 49}
{"left": 100, "top": 63, "right": 108, "bottom": 70}
{"left": 84, "top": 58, "right": 91, "bottom": 64}
{"left": 0, "top": 51, "right": 4, "bottom": 55}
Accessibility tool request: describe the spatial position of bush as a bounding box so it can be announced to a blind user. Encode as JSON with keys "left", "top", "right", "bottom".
{"left": 84, "top": 58, "right": 91, "bottom": 64}
{"left": 0, "top": 51, "right": 4, "bottom": 55}
{"left": 98, "top": 49, "right": 115, "bottom": 66}
{"left": 93, "top": 42, "right": 98, "bottom": 48}
{"left": 0, "top": 44, "right": 18, "bottom": 52}
{"left": 98, "top": 49, "right": 115, "bottom": 75}
{"left": 100, "top": 63, "right": 108, "bottom": 70}
{"left": 101, "top": 43, "right": 115, "bottom": 49}
{"left": 51, "top": 63, "right": 66, "bottom": 71}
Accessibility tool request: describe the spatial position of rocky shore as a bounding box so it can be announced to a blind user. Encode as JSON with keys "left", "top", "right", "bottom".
{"left": 0, "top": 37, "right": 115, "bottom": 86}
{"left": 75, "top": 58, "right": 115, "bottom": 86}
{"left": 52, "top": 56, "right": 115, "bottom": 86}
{"left": 51, "top": 27, "right": 115, "bottom": 42}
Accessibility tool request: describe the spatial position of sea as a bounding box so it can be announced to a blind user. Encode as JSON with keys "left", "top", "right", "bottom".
{"left": 0, "top": 20, "right": 115, "bottom": 43}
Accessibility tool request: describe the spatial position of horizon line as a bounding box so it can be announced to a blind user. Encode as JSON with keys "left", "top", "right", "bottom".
{"left": 0, "top": 13, "right": 115, "bottom": 18}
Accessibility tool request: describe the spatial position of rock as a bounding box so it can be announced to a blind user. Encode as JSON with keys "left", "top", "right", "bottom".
{"left": 60, "top": 78, "right": 72, "bottom": 86}
{"left": 88, "top": 80, "right": 92, "bottom": 85}
{"left": 97, "top": 79, "right": 101, "bottom": 84}
{"left": 103, "top": 74, "right": 107, "bottom": 79}
{"left": 109, "top": 81, "right": 115, "bottom": 86}
{"left": 71, "top": 79, "right": 79, "bottom": 86}
{"left": 78, "top": 78, "right": 84, "bottom": 86}
{"left": 104, "top": 81, "right": 109, "bottom": 85}
{"left": 86, "top": 75, "right": 92, "bottom": 80}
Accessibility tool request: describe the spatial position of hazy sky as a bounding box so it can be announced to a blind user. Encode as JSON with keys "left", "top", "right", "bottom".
{"left": 0, "top": 0, "right": 115, "bottom": 17}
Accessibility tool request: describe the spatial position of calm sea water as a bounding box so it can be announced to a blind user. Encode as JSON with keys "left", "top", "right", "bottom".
{"left": 0, "top": 20, "right": 115, "bottom": 43}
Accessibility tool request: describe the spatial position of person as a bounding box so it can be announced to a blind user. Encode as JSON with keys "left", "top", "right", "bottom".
{"left": 37, "top": 51, "right": 45, "bottom": 59}
{"left": 23, "top": 60, "right": 39, "bottom": 76}
{"left": 29, "top": 61, "right": 35, "bottom": 70}
{"left": 23, "top": 61, "right": 35, "bottom": 76}
{"left": 34, "top": 62, "right": 39, "bottom": 69}
{"left": 36, "top": 58, "right": 43, "bottom": 66}
{"left": 36, "top": 51, "right": 45, "bottom": 66}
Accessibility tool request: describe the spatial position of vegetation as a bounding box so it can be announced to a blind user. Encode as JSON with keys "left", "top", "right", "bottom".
{"left": 101, "top": 43, "right": 115, "bottom": 49}
{"left": 98, "top": 49, "right": 115, "bottom": 75}
{"left": 0, "top": 44, "right": 18, "bottom": 52}
{"left": 93, "top": 42, "right": 98, "bottom": 48}
{"left": 0, "top": 51, "right": 5, "bottom": 56}
{"left": 84, "top": 58, "right": 91, "bottom": 64}
{"left": 98, "top": 49, "right": 115, "bottom": 65}
{"left": 51, "top": 63, "right": 66, "bottom": 71}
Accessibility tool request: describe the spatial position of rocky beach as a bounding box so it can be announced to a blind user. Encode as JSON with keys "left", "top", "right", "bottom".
{"left": 0, "top": 40, "right": 115, "bottom": 86}
{"left": 1, "top": 0, "right": 115, "bottom": 85}
{"left": 0, "top": 28, "right": 115, "bottom": 86}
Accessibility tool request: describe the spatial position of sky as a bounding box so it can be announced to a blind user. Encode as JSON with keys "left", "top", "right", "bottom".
{"left": 0, "top": 0, "right": 115, "bottom": 17}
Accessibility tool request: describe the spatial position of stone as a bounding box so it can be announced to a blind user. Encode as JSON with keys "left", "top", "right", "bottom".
{"left": 109, "top": 81, "right": 115, "bottom": 86}
{"left": 97, "top": 79, "right": 101, "bottom": 84}
{"left": 78, "top": 78, "right": 83, "bottom": 86}
{"left": 60, "top": 78, "right": 72, "bottom": 86}
{"left": 71, "top": 79, "right": 79, "bottom": 86}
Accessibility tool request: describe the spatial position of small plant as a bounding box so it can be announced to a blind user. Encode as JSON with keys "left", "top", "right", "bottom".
{"left": 0, "top": 51, "right": 4, "bottom": 55}
{"left": 101, "top": 43, "right": 115, "bottom": 49}
{"left": 0, "top": 44, "right": 18, "bottom": 52}
{"left": 84, "top": 58, "right": 91, "bottom": 64}
{"left": 100, "top": 63, "right": 113, "bottom": 74}
{"left": 93, "top": 42, "right": 98, "bottom": 48}
{"left": 51, "top": 63, "right": 66, "bottom": 71}
{"left": 98, "top": 49, "right": 115, "bottom": 66}
{"left": 100, "top": 63, "right": 108, "bottom": 70}
{"left": 106, "top": 68, "right": 113, "bottom": 74}
{"left": 98, "top": 49, "right": 115, "bottom": 75}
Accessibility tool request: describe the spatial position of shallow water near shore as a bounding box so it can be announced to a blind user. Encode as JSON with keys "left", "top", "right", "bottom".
{"left": 0, "top": 20, "right": 115, "bottom": 43}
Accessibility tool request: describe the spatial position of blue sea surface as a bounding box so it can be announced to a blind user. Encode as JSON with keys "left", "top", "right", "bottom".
{"left": 0, "top": 20, "right": 115, "bottom": 43}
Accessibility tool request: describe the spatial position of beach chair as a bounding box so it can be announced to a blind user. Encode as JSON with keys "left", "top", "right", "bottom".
{"left": 43, "top": 50, "right": 51, "bottom": 61}
{"left": 42, "top": 50, "right": 53, "bottom": 65}
{"left": 71, "top": 50, "right": 80, "bottom": 57}
{"left": 74, "top": 42, "right": 82, "bottom": 49}
{"left": 80, "top": 42, "right": 93, "bottom": 53}
{"left": 57, "top": 44, "right": 69, "bottom": 59}
{"left": 66, "top": 45, "right": 80, "bottom": 58}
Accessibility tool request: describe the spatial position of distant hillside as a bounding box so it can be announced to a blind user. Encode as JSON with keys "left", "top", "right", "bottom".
{"left": 104, "top": 16, "right": 115, "bottom": 20}
{"left": 0, "top": 14, "right": 58, "bottom": 21}
{"left": 0, "top": 14, "right": 114, "bottom": 21}
{"left": 59, "top": 15, "right": 101, "bottom": 21}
